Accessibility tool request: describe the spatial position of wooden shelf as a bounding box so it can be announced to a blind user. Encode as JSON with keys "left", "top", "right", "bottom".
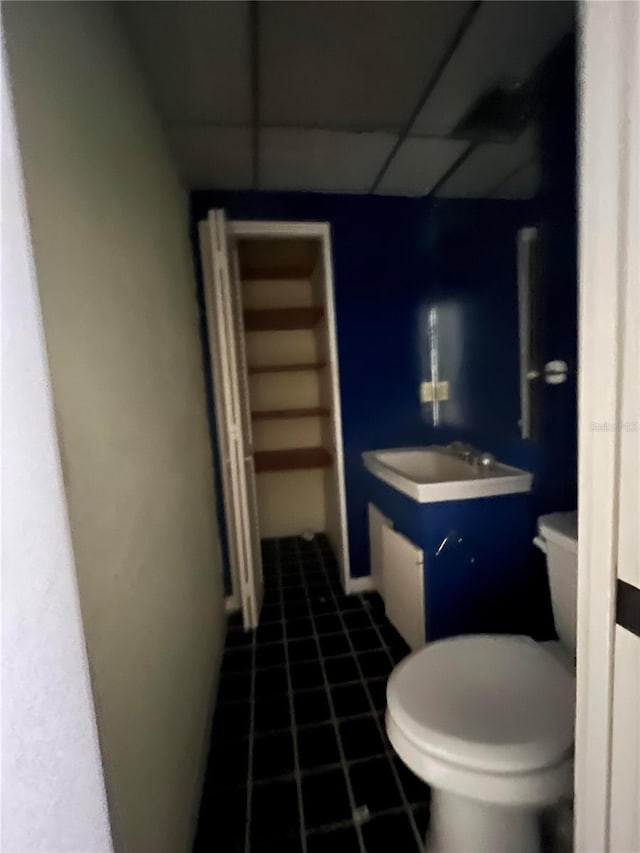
{"left": 254, "top": 447, "right": 332, "bottom": 474}
{"left": 248, "top": 362, "right": 327, "bottom": 374}
{"left": 252, "top": 407, "right": 330, "bottom": 421}
{"left": 241, "top": 265, "right": 314, "bottom": 281}
{"left": 244, "top": 307, "right": 324, "bottom": 331}
{"left": 238, "top": 238, "right": 319, "bottom": 281}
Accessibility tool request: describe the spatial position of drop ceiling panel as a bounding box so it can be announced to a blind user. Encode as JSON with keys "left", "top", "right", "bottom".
{"left": 260, "top": 1, "right": 473, "bottom": 130}
{"left": 168, "top": 127, "right": 252, "bottom": 190}
{"left": 436, "top": 131, "right": 536, "bottom": 198}
{"left": 413, "top": 1, "right": 574, "bottom": 136}
{"left": 118, "top": 1, "right": 251, "bottom": 124}
{"left": 261, "top": 129, "right": 396, "bottom": 193}
{"left": 376, "top": 137, "right": 468, "bottom": 196}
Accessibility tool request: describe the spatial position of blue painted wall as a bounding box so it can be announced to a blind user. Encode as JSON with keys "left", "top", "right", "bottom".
{"left": 412, "top": 38, "right": 577, "bottom": 637}
{"left": 192, "top": 194, "right": 550, "bottom": 583}
{"left": 535, "top": 37, "right": 578, "bottom": 514}
{"left": 421, "top": 39, "right": 577, "bottom": 521}
{"left": 190, "top": 42, "right": 576, "bottom": 631}
{"left": 415, "top": 197, "right": 571, "bottom": 639}
{"left": 420, "top": 194, "right": 576, "bottom": 503}
{"left": 422, "top": 197, "right": 537, "bottom": 454}
{"left": 191, "top": 191, "right": 437, "bottom": 583}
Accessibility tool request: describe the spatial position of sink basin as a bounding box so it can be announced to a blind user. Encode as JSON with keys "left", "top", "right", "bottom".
{"left": 362, "top": 445, "right": 533, "bottom": 503}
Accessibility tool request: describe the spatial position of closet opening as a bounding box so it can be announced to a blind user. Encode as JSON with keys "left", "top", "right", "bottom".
{"left": 199, "top": 215, "right": 350, "bottom": 628}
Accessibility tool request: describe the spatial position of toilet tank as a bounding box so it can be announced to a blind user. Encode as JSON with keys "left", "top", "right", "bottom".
{"left": 537, "top": 511, "right": 578, "bottom": 656}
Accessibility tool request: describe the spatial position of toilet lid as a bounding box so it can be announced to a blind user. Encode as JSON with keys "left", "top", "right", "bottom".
{"left": 387, "top": 635, "right": 575, "bottom": 774}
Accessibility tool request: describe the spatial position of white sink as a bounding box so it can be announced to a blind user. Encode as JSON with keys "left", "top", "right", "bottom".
{"left": 362, "top": 445, "right": 533, "bottom": 503}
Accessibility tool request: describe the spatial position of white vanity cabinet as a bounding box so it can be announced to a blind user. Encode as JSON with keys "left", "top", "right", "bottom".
{"left": 368, "top": 503, "right": 425, "bottom": 650}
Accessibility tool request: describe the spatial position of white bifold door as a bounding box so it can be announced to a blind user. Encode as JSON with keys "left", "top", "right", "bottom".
{"left": 199, "top": 209, "right": 263, "bottom": 629}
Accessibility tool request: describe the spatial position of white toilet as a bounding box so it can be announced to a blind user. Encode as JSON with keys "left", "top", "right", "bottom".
{"left": 386, "top": 511, "right": 578, "bottom": 853}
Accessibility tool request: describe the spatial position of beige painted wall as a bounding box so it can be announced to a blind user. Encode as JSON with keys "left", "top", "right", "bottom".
{"left": 256, "top": 470, "right": 327, "bottom": 538}
{"left": 3, "top": 3, "right": 225, "bottom": 851}
{"left": 242, "top": 277, "right": 314, "bottom": 309}
{"left": 240, "top": 268, "right": 327, "bottom": 538}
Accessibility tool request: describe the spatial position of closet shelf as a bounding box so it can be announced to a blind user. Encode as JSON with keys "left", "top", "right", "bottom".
{"left": 252, "top": 407, "right": 330, "bottom": 421}
{"left": 248, "top": 362, "right": 327, "bottom": 374}
{"left": 244, "top": 307, "right": 324, "bottom": 331}
{"left": 254, "top": 447, "right": 332, "bottom": 474}
{"left": 241, "top": 265, "right": 314, "bottom": 281}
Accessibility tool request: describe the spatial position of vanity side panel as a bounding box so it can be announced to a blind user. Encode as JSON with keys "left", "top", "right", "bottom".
{"left": 365, "top": 473, "right": 542, "bottom": 641}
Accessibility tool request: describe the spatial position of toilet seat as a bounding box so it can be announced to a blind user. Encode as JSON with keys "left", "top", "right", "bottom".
{"left": 386, "top": 710, "right": 574, "bottom": 808}
{"left": 387, "top": 634, "right": 575, "bottom": 776}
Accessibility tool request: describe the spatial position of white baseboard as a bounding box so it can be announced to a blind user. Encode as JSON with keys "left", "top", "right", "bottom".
{"left": 225, "top": 594, "right": 240, "bottom": 613}
{"left": 348, "top": 575, "right": 376, "bottom": 594}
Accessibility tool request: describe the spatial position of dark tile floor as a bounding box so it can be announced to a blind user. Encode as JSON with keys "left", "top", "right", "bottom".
{"left": 194, "top": 534, "right": 430, "bottom": 853}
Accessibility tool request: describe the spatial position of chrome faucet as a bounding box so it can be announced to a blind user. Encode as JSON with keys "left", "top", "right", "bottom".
{"left": 447, "top": 442, "right": 495, "bottom": 469}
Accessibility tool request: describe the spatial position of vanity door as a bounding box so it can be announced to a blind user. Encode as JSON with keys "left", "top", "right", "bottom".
{"left": 382, "top": 526, "right": 425, "bottom": 651}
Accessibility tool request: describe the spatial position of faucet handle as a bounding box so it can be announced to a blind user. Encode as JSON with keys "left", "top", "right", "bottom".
{"left": 477, "top": 452, "right": 496, "bottom": 469}
{"left": 448, "top": 441, "right": 475, "bottom": 460}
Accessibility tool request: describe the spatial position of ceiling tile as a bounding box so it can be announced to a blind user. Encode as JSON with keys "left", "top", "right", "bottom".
{"left": 413, "top": 1, "right": 574, "bottom": 136}
{"left": 118, "top": 2, "right": 251, "bottom": 124}
{"left": 375, "top": 137, "right": 468, "bottom": 196}
{"left": 260, "top": 129, "right": 396, "bottom": 193}
{"left": 168, "top": 127, "right": 252, "bottom": 190}
{"left": 260, "top": 1, "right": 473, "bottom": 131}
{"left": 435, "top": 130, "right": 536, "bottom": 198}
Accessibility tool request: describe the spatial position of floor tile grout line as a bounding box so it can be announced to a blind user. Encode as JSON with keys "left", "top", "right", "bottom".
{"left": 364, "top": 612, "right": 426, "bottom": 849}
{"left": 303, "top": 802, "right": 414, "bottom": 837}
{"left": 212, "top": 746, "right": 401, "bottom": 796}
{"left": 252, "top": 678, "right": 381, "bottom": 700}
{"left": 221, "top": 671, "right": 391, "bottom": 700}
{"left": 295, "top": 536, "right": 368, "bottom": 853}
{"left": 222, "top": 710, "right": 395, "bottom": 746}
{"left": 250, "top": 648, "right": 386, "bottom": 676}
{"left": 256, "top": 538, "right": 422, "bottom": 846}
{"left": 243, "top": 615, "right": 257, "bottom": 853}
{"left": 276, "top": 539, "right": 308, "bottom": 853}
{"left": 236, "top": 625, "right": 389, "bottom": 649}
{"left": 314, "top": 538, "right": 425, "bottom": 851}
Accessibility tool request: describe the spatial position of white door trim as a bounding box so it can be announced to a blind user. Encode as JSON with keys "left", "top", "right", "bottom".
{"left": 575, "top": 2, "right": 640, "bottom": 849}
{"left": 198, "top": 220, "right": 241, "bottom": 607}
{"left": 200, "top": 211, "right": 262, "bottom": 629}
{"left": 229, "top": 220, "right": 334, "bottom": 239}
{"left": 227, "top": 219, "right": 352, "bottom": 594}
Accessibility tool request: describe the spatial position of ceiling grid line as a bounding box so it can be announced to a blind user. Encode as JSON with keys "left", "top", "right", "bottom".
{"left": 487, "top": 156, "right": 537, "bottom": 199}
{"left": 429, "top": 141, "right": 478, "bottom": 197}
{"left": 165, "top": 120, "right": 471, "bottom": 143}
{"left": 369, "top": 0, "right": 483, "bottom": 194}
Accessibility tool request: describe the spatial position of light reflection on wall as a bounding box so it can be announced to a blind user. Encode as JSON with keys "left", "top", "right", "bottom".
{"left": 419, "top": 300, "right": 466, "bottom": 428}
{"left": 428, "top": 306, "right": 439, "bottom": 426}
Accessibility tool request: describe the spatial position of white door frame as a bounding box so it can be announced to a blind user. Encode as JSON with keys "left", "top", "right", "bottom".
{"left": 227, "top": 220, "right": 352, "bottom": 594}
{"left": 199, "top": 211, "right": 263, "bottom": 629}
{"left": 198, "top": 219, "right": 242, "bottom": 612}
{"left": 575, "top": 2, "right": 639, "bottom": 850}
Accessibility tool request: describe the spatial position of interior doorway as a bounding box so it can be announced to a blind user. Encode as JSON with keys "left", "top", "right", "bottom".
{"left": 199, "top": 215, "right": 350, "bottom": 628}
